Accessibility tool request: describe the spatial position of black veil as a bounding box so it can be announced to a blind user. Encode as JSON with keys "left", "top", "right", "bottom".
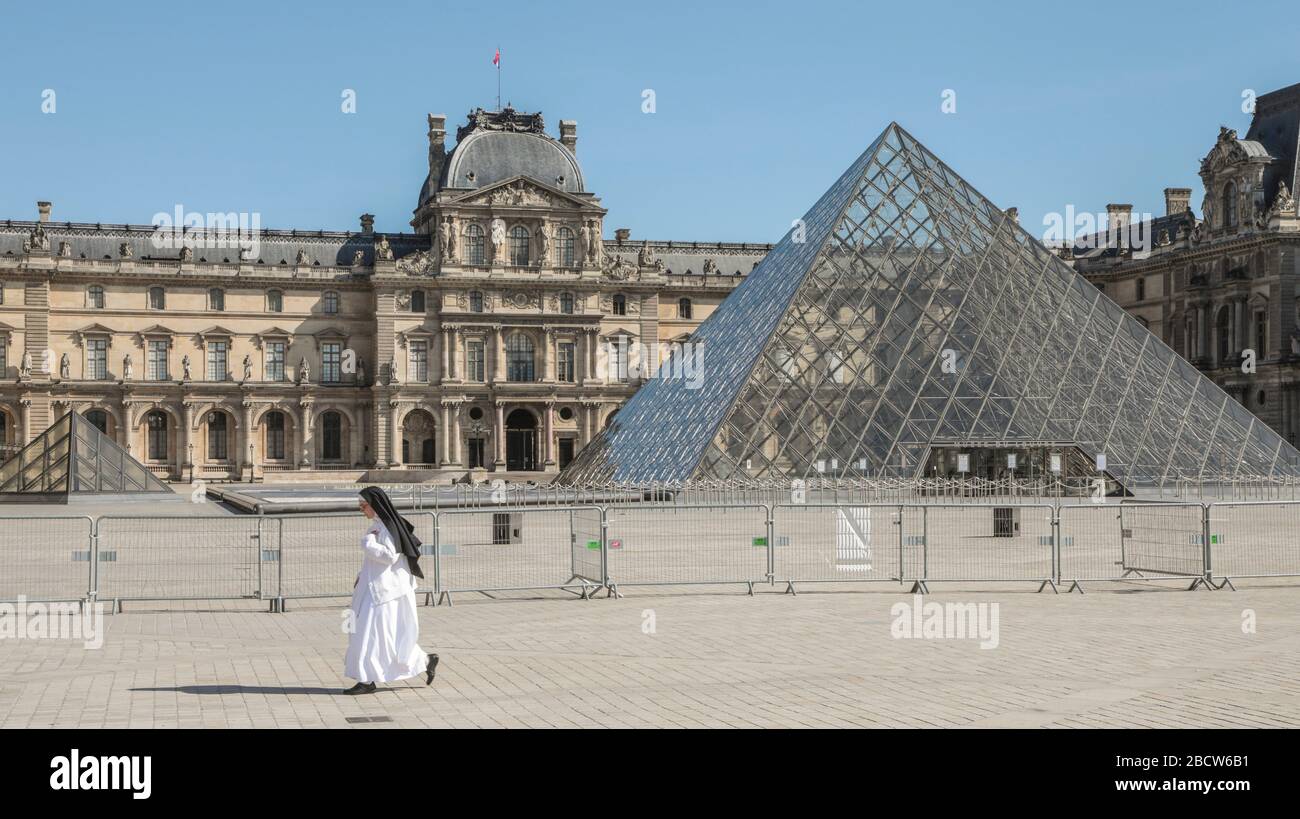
{"left": 359, "top": 486, "right": 424, "bottom": 579}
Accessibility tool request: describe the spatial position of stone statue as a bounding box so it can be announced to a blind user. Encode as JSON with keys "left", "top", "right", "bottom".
{"left": 703, "top": 258, "right": 718, "bottom": 275}
{"left": 375, "top": 235, "right": 393, "bottom": 261}
{"left": 120, "top": 242, "right": 134, "bottom": 259}
{"left": 298, "top": 357, "right": 310, "bottom": 384}
{"left": 179, "top": 245, "right": 194, "bottom": 262}
{"left": 356, "top": 356, "right": 367, "bottom": 386}
{"left": 58, "top": 241, "right": 72, "bottom": 258}
{"left": 536, "top": 221, "right": 550, "bottom": 263}
{"left": 59, "top": 353, "right": 70, "bottom": 380}
{"left": 242, "top": 354, "right": 252, "bottom": 382}
{"left": 445, "top": 216, "right": 457, "bottom": 262}
{"left": 352, "top": 249, "right": 365, "bottom": 266}
{"left": 578, "top": 222, "right": 591, "bottom": 266}
{"left": 638, "top": 241, "right": 654, "bottom": 268}
{"left": 182, "top": 354, "right": 192, "bottom": 381}
{"left": 588, "top": 221, "right": 602, "bottom": 262}
{"left": 387, "top": 356, "right": 398, "bottom": 385}
{"left": 438, "top": 219, "right": 451, "bottom": 260}
{"left": 123, "top": 354, "right": 134, "bottom": 381}
{"left": 1271, "top": 180, "right": 1296, "bottom": 216}
{"left": 20, "top": 351, "right": 33, "bottom": 378}
{"left": 490, "top": 218, "right": 506, "bottom": 263}
{"left": 296, "top": 247, "right": 310, "bottom": 265}
{"left": 27, "top": 223, "right": 50, "bottom": 252}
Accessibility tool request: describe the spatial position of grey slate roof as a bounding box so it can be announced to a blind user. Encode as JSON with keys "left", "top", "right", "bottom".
{"left": 1246, "top": 81, "right": 1300, "bottom": 205}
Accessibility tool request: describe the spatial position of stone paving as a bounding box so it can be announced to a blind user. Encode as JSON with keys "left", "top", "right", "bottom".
{"left": 2, "top": 580, "right": 1298, "bottom": 728}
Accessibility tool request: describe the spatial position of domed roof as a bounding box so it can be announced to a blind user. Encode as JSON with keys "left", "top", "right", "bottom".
{"left": 443, "top": 128, "right": 584, "bottom": 193}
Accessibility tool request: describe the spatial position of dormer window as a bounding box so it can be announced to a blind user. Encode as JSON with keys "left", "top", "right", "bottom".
{"left": 1223, "top": 182, "right": 1238, "bottom": 228}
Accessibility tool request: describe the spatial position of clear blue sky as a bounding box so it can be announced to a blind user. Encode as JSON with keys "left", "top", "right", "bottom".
{"left": 2, "top": 0, "right": 1297, "bottom": 243}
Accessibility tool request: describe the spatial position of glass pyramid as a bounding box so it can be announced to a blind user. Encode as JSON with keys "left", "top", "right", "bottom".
{"left": 0, "top": 411, "right": 173, "bottom": 500}
{"left": 559, "top": 123, "right": 1300, "bottom": 487}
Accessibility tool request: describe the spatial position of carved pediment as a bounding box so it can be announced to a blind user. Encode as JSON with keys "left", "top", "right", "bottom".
{"left": 396, "top": 248, "right": 437, "bottom": 274}
{"left": 137, "top": 324, "right": 177, "bottom": 337}
{"left": 452, "top": 175, "right": 590, "bottom": 210}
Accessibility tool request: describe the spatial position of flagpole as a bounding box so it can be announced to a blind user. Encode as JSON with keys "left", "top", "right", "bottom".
{"left": 496, "top": 45, "right": 501, "bottom": 110}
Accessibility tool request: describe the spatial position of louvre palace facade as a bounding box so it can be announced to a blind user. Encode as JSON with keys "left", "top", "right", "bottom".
{"left": 0, "top": 107, "right": 770, "bottom": 479}
{"left": 1071, "top": 81, "right": 1300, "bottom": 448}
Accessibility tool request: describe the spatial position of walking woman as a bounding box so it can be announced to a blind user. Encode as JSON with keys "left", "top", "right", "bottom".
{"left": 343, "top": 486, "right": 439, "bottom": 695}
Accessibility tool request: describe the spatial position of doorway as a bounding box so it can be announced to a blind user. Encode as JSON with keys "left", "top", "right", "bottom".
{"left": 505, "top": 409, "right": 537, "bottom": 471}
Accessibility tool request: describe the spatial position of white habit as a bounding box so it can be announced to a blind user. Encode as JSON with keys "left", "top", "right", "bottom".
{"left": 345, "top": 518, "right": 429, "bottom": 683}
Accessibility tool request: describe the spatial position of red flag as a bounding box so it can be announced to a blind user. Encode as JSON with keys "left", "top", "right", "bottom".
{"left": 493, "top": 48, "right": 500, "bottom": 67}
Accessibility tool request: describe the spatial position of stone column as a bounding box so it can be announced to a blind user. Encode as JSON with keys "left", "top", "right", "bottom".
{"left": 439, "top": 328, "right": 450, "bottom": 384}
{"left": 543, "top": 327, "right": 556, "bottom": 382}
{"left": 494, "top": 325, "right": 506, "bottom": 383}
{"left": 389, "top": 401, "right": 401, "bottom": 467}
{"left": 587, "top": 329, "right": 599, "bottom": 383}
{"left": 1197, "top": 304, "right": 1208, "bottom": 362}
{"left": 439, "top": 402, "right": 451, "bottom": 466}
{"left": 544, "top": 401, "right": 555, "bottom": 467}
{"left": 579, "top": 401, "right": 594, "bottom": 446}
{"left": 19, "top": 398, "right": 31, "bottom": 446}
{"left": 494, "top": 401, "right": 506, "bottom": 468}
{"left": 242, "top": 400, "right": 254, "bottom": 476}
{"left": 299, "top": 400, "right": 315, "bottom": 468}
{"left": 450, "top": 402, "right": 463, "bottom": 465}
{"left": 451, "top": 327, "right": 461, "bottom": 381}
{"left": 182, "top": 401, "right": 195, "bottom": 468}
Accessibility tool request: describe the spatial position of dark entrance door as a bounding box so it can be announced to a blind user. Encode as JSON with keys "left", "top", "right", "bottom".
{"left": 558, "top": 438, "right": 575, "bottom": 469}
{"left": 505, "top": 409, "right": 537, "bottom": 471}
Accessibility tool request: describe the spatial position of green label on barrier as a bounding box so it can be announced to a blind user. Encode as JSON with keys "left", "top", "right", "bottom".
{"left": 752, "top": 537, "right": 768, "bottom": 547}
{"left": 586, "top": 540, "right": 601, "bottom": 550}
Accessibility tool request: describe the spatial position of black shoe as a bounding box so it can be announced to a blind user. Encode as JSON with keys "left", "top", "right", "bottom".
{"left": 425, "top": 654, "right": 439, "bottom": 686}
{"left": 343, "top": 682, "right": 376, "bottom": 695}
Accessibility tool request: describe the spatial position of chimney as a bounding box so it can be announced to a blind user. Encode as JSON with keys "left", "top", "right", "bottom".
{"left": 615, "top": 228, "right": 631, "bottom": 243}
{"left": 1106, "top": 203, "right": 1132, "bottom": 231}
{"left": 427, "top": 113, "right": 447, "bottom": 177}
{"left": 559, "top": 120, "right": 577, "bottom": 154}
{"left": 1163, "top": 187, "right": 1192, "bottom": 216}
{"left": 37, "top": 201, "right": 51, "bottom": 222}
{"left": 360, "top": 214, "right": 375, "bottom": 235}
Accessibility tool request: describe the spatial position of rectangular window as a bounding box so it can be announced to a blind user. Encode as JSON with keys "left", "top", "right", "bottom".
{"left": 0, "top": 338, "right": 7, "bottom": 377}
{"left": 608, "top": 338, "right": 628, "bottom": 382}
{"left": 557, "top": 342, "right": 575, "bottom": 382}
{"left": 206, "top": 341, "right": 228, "bottom": 381}
{"left": 88, "top": 338, "right": 108, "bottom": 380}
{"left": 409, "top": 340, "right": 428, "bottom": 382}
{"left": 265, "top": 341, "right": 286, "bottom": 382}
{"left": 147, "top": 340, "right": 169, "bottom": 381}
{"left": 466, "top": 340, "right": 485, "bottom": 382}
{"left": 322, "top": 342, "right": 342, "bottom": 383}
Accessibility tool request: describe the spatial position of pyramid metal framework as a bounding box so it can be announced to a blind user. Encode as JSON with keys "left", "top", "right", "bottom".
{"left": 0, "top": 412, "right": 173, "bottom": 500}
{"left": 559, "top": 123, "right": 1300, "bottom": 486}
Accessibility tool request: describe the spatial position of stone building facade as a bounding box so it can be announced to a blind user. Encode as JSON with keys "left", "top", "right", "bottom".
{"left": 0, "top": 107, "right": 771, "bottom": 479}
{"left": 1071, "top": 81, "right": 1300, "bottom": 446}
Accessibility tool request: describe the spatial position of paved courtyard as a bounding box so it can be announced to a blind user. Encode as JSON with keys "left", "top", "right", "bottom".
{"left": 2, "top": 581, "right": 1298, "bottom": 728}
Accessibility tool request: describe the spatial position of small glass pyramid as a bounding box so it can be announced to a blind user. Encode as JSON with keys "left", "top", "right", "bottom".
{"left": 559, "top": 123, "right": 1300, "bottom": 487}
{"left": 0, "top": 411, "right": 173, "bottom": 499}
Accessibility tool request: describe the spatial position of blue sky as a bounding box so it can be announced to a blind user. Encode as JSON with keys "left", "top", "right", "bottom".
{"left": 2, "top": 0, "right": 1298, "bottom": 243}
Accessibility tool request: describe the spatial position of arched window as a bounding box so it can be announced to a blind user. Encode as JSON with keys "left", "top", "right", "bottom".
{"left": 321, "top": 411, "right": 343, "bottom": 461}
{"left": 265, "top": 411, "right": 286, "bottom": 460}
{"left": 146, "top": 411, "right": 168, "bottom": 461}
{"left": 323, "top": 290, "right": 340, "bottom": 315}
{"left": 148, "top": 286, "right": 166, "bottom": 310}
{"left": 266, "top": 290, "right": 283, "bottom": 313}
{"left": 612, "top": 294, "right": 626, "bottom": 316}
{"left": 506, "top": 334, "right": 535, "bottom": 382}
{"left": 556, "top": 227, "right": 575, "bottom": 267}
{"left": 411, "top": 290, "right": 426, "bottom": 313}
{"left": 465, "top": 223, "right": 485, "bottom": 265}
{"left": 1223, "top": 183, "right": 1238, "bottom": 228}
{"left": 208, "top": 288, "right": 225, "bottom": 311}
{"left": 509, "top": 226, "right": 530, "bottom": 266}
{"left": 469, "top": 290, "right": 484, "bottom": 313}
{"left": 207, "top": 412, "right": 228, "bottom": 460}
{"left": 679, "top": 298, "right": 693, "bottom": 319}
{"left": 87, "top": 285, "right": 105, "bottom": 309}
{"left": 84, "top": 410, "right": 109, "bottom": 434}
{"left": 560, "top": 292, "right": 574, "bottom": 314}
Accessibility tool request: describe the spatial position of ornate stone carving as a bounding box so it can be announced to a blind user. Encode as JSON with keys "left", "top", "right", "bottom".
{"left": 58, "top": 241, "right": 72, "bottom": 258}
{"left": 1270, "top": 180, "right": 1297, "bottom": 217}
{"left": 702, "top": 258, "right": 718, "bottom": 275}
{"left": 242, "top": 354, "right": 252, "bottom": 382}
{"left": 456, "top": 106, "right": 545, "bottom": 142}
{"left": 536, "top": 220, "right": 550, "bottom": 261}
{"left": 181, "top": 355, "right": 192, "bottom": 381}
{"left": 395, "top": 290, "right": 412, "bottom": 310}
{"left": 489, "top": 179, "right": 550, "bottom": 208}
{"left": 352, "top": 249, "right": 365, "bottom": 266}
{"left": 123, "top": 354, "right": 134, "bottom": 381}
{"left": 179, "top": 246, "right": 194, "bottom": 262}
{"left": 602, "top": 253, "right": 637, "bottom": 280}
{"left": 25, "top": 222, "right": 50, "bottom": 253}
{"left": 490, "top": 218, "right": 507, "bottom": 262}
{"left": 59, "top": 353, "right": 70, "bottom": 380}
{"left": 637, "top": 241, "right": 654, "bottom": 268}
{"left": 396, "top": 249, "right": 437, "bottom": 275}
{"left": 375, "top": 235, "right": 394, "bottom": 261}
{"left": 120, "top": 242, "right": 134, "bottom": 260}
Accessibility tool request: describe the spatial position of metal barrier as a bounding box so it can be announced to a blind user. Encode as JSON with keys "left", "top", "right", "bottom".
{"left": 270, "top": 512, "right": 436, "bottom": 608}
{"left": 603, "top": 504, "right": 770, "bottom": 594}
{"left": 772, "top": 503, "right": 907, "bottom": 591}
{"left": 909, "top": 504, "right": 1056, "bottom": 591}
{"left": 434, "top": 506, "right": 602, "bottom": 603}
{"left": 1057, "top": 503, "right": 1209, "bottom": 591}
{"left": 94, "top": 517, "right": 265, "bottom": 610}
{"left": 0, "top": 516, "right": 94, "bottom": 604}
{"left": 1205, "top": 502, "right": 1300, "bottom": 587}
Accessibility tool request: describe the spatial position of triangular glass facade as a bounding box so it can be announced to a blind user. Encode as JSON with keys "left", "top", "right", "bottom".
{"left": 0, "top": 412, "right": 173, "bottom": 499}
{"left": 559, "top": 123, "right": 1300, "bottom": 487}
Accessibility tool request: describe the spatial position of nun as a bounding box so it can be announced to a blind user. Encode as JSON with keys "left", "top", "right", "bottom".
{"left": 344, "top": 486, "right": 439, "bottom": 695}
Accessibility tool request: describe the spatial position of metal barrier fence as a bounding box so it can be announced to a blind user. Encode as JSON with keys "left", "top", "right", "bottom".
{"left": 6, "top": 501, "right": 1300, "bottom": 610}
{"left": 0, "top": 516, "right": 94, "bottom": 604}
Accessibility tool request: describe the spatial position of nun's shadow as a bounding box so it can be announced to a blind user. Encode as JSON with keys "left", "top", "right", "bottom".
{"left": 131, "top": 685, "right": 347, "bottom": 696}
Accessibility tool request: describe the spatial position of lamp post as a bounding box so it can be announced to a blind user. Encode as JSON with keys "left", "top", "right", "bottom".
{"left": 187, "top": 442, "right": 194, "bottom": 483}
